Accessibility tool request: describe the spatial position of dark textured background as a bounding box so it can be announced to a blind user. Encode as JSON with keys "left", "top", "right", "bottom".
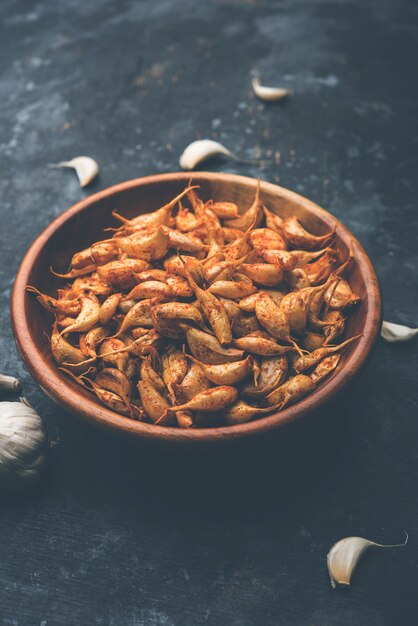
{"left": 1, "top": 0, "right": 417, "bottom": 624}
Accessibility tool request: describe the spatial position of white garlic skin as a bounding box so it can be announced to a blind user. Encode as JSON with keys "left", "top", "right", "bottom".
{"left": 0, "top": 373, "right": 21, "bottom": 392}
{"left": 179, "top": 139, "right": 234, "bottom": 170}
{"left": 381, "top": 320, "right": 418, "bottom": 343}
{"left": 252, "top": 77, "right": 293, "bottom": 102}
{"left": 327, "top": 536, "right": 374, "bottom": 588}
{"left": 49, "top": 156, "right": 99, "bottom": 187}
{"left": 327, "top": 533, "right": 408, "bottom": 588}
{"left": 0, "top": 400, "right": 47, "bottom": 491}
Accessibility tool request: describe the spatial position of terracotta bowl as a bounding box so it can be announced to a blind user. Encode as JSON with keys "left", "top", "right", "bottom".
{"left": 11, "top": 172, "right": 382, "bottom": 445}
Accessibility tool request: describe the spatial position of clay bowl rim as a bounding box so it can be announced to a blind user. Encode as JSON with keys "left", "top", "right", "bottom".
{"left": 11, "top": 171, "right": 382, "bottom": 444}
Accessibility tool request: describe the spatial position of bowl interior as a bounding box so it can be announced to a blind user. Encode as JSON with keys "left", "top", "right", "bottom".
{"left": 12, "top": 172, "right": 381, "bottom": 443}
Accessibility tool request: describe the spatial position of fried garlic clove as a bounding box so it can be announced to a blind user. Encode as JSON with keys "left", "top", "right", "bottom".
{"left": 97, "top": 258, "right": 150, "bottom": 290}
{"left": 293, "top": 334, "right": 362, "bottom": 373}
{"left": 222, "top": 401, "right": 280, "bottom": 425}
{"left": 261, "top": 248, "right": 328, "bottom": 270}
{"left": 90, "top": 241, "right": 120, "bottom": 265}
{"left": 70, "top": 241, "right": 118, "bottom": 270}
{"left": 58, "top": 293, "right": 100, "bottom": 336}
{"left": 308, "top": 277, "right": 337, "bottom": 331}
{"left": 163, "top": 254, "right": 206, "bottom": 284}
{"left": 310, "top": 354, "right": 341, "bottom": 384}
{"left": 140, "top": 352, "right": 166, "bottom": 395}
{"left": 301, "top": 332, "right": 326, "bottom": 351}
{"left": 255, "top": 293, "right": 292, "bottom": 342}
{"left": 51, "top": 323, "right": 87, "bottom": 370}
{"left": 137, "top": 380, "right": 173, "bottom": 424}
{"left": 171, "top": 362, "right": 212, "bottom": 403}
{"left": 163, "top": 227, "right": 208, "bottom": 253}
{"left": 233, "top": 331, "right": 294, "bottom": 356}
{"left": 250, "top": 227, "right": 287, "bottom": 251}
{"left": 241, "top": 263, "right": 283, "bottom": 287}
{"left": 266, "top": 374, "right": 315, "bottom": 407}
{"left": 166, "top": 274, "right": 194, "bottom": 298}
{"left": 324, "top": 279, "right": 361, "bottom": 310}
{"left": 175, "top": 205, "right": 202, "bottom": 232}
{"left": 151, "top": 310, "right": 185, "bottom": 340}
{"left": 224, "top": 181, "right": 264, "bottom": 231}
{"left": 112, "top": 186, "right": 195, "bottom": 232}
{"left": 99, "top": 338, "right": 130, "bottom": 372}
{"left": 204, "top": 255, "right": 247, "bottom": 284}
{"left": 95, "top": 368, "right": 132, "bottom": 405}
{"left": 263, "top": 206, "right": 284, "bottom": 232}
{"left": 286, "top": 268, "right": 311, "bottom": 290}
{"left": 125, "top": 280, "right": 174, "bottom": 302}
{"left": 135, "top": 269, "right": 168, "bottom": 283}
{"left": 115, "top": 299, "right": 153, "bottom": 336}
{"left": 70, "top": 247, "right": 96, "bottom": 270}
{"left": 79, "top": 326, "right": 109, "bottom": 358}
{"left": 208, "top": 275, "right": 258, "bottom": 299}
{"left": 218, "top": 297, "right": 241, "bottom": 323}
{"left": 99, "top": 293, "right": 122, "bottom": 325}
{"left": 279, "top": 291, "right": 308, "bottom": 335}
{"left": 161, "top": 347, "right": 188, "bottom": 387}
{"left": 323, "top": 311, "right": 346, "bottom": 345}
{"left": 165, "top": 386, "right": 239, "bottom": 412}
{"left": 302, "top": 250, "right": 338, "bottom": 284}
{"left": 116, "top": 226, "right": 169, "bottom": 262}
{"left": 154, "top": 302, "right": 202, "bottom": 325}
{"left": 238, "top": 289, "right": 284, "bottom": 313}
{"left": 187, "top": 355, "right": 254, "bottom": 386}
{"left": 174, "top": 410, "right": 194, "bottom": 428}
{"left": 238, "top": 292, "right": 262, "bottom": 313}
{"left": 180, "top": 255, "right": 232, "bottom": 346}
{"left": 185, "top": 327, "right": 244, "bottom": 365}
{"left": 121, "top": 330, "right": 161, "bottom": 357}
{"left": 222, "top": 227, "right": 243, "bottom": 243}
{"left": 232, "top": 311, "right": 261, "bottom": 338}
{"left": 88, "top": 384, "right": 131, "bottom": 415}
{"left": 210, "top": 201, "right": 239, "bottom": 219}
{"left": 242, "top": 355, "right": 288, "bottom": 398}
{"left": 51, "top": 264, "right": 97, "bottom": 279}
{"left": 282, "top": 215, "right": 334, "bottom": 250}
{"left": 26, "top": 286, "right": 81, "bottom": 316}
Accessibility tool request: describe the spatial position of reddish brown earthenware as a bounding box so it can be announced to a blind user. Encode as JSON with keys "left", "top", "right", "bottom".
{"left": 11, "top": 172, "right": 382, "bottom": 444}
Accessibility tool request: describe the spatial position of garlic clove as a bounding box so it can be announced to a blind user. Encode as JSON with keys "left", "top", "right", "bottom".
{"left": 252, "top": 76, "right": 293, "bottom": 102}
{"left": 0, "top": 398, "right": 47, "bottom": 491}
{"left": 0, "top": 373, "right": 21, "bottom": 393}
{"left": 179, "top": 139, "right": 270, "bottom": 170}
{"left": 327, "top": 533, "right": 408, "bottom": 588}
{"left": 49, "top": 156, "right": 99, "bottom": 187}
{"left": 381, "top": 320, "right": 418, "bottom": 343}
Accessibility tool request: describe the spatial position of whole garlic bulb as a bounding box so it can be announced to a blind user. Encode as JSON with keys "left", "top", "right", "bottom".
{"left": 0, "top": 399, "right": 47, "bottom": 491}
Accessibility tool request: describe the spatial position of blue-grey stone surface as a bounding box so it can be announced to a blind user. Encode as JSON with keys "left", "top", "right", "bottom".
{"left": 1, "top": 0, "right": 417, "bottom": 624}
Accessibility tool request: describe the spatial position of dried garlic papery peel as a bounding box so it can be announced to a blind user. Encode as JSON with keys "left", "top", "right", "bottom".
{"left": 0, "top": 374, "right": 21, "bottom": 392}
{"left": 179, "top": 139, "right": 270, "bottom": 170}
{"left": 327, "top": 533, "right": 408, "bottom": 589}
{"left": 381, "top": 320, "right": 418, "bottom": 343}
{"left": 0, "top": 398, "right": 47, "bottom": 491}
{"left": 49, "top": 156, "right": 99, "bottom": 188}
{"left": 252, "top": 76, "right": 293, "bottom": 102}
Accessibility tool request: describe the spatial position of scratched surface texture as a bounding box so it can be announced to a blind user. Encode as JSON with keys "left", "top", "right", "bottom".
{"left": 1, "top": 0, "right": 418, "bottom": 624}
